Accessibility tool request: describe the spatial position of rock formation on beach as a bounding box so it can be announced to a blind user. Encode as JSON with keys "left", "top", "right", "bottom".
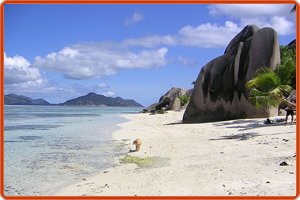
{"left": 183, "top": 25, "right": 280, "bottom": 123}
{"left": 142, "top": 87, "right": 192, "bottom": 113}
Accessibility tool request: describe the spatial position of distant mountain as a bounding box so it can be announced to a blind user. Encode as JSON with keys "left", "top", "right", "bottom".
{"left": 60, "top": 92, "right": 143, "bottom": 107}
{"left": 4, "top": 94, "right": 50, "bottom": 105}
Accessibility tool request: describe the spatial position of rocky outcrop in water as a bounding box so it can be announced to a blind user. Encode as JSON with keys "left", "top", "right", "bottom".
{"left": 183, "top": 25, "right": 280, "bottom": 123}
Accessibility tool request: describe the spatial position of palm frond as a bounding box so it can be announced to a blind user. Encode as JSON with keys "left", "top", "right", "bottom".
{"left": 252, "top": 69, "right": 281, "bottom": 92}
{"left": 277, "top": 85, "right": 293, "bottom": 97}
{"left": 247, "top": 62, "right": 294, "bottom": 109}
{"left": 248, "top": 88, "right": 281, "bottom": 108}
{"left": 246, "top": 79, "right": 255, "bottom": 89}
{"left": 254, "top": 67, "right": 273, "bottom": 77}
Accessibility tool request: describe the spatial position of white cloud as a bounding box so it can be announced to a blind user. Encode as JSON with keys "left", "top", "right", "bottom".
{"left": 98, "top": 83, "right": 108, "bottom": 88}
{"left": 60, "top": 47, "right": 79, "bottom": 58}
{"left": 239, "top": 16, "right": 295, "bottom": 36}
{"left": 122, "top": 35, "right": 177, "bottom": 48}
{"left": 4, "top": 52, "right": 45, "bottom": 85}
{"left": 103, "top": 91, "right": 115, "bottom": 97}
{"left": 179, "top": 21, "right": 241, "bottom": 48}
{"left": 269, "top": 16, "right": 295, "bottom": 35}
{"left": 124, "top": 11, "right": 144, "bottom": 26}
{"left": 4, "top": 80, "right": 86, "bottom": 104}
{"left": 120, "top": 4, "right": 295, "bottom": 49}
{"left": 209, "top": 4, "right": 294, "bottom": 18}
{"left": 32, "top": 43, "right": 169, "bottom": 80}
{"left": 209, "top": 4, "right": 295, "bottom": 36}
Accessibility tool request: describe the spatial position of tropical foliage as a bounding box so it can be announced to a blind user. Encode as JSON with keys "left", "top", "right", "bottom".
{"left": 276, "top": 46, "right": 296, "bottom": 89}
{"left": 246, "top": 67, "right": 292, "bottom": 108}
{"left": 246, "top": 46, "right": 296, "bottom": 108}
{"left": 179, "top": 95, "right": 190, "bottom": 106}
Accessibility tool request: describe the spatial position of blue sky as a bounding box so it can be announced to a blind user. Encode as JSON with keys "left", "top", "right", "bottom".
{"left": 4, "top": 3, "right": 297, "bottom": 106}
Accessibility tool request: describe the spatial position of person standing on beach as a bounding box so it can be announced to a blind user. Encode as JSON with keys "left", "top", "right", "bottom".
{"left": 285, "top": 99, "right": 295, "bottom": 124}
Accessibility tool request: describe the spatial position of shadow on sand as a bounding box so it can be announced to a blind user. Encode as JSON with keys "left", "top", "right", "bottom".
{"left": 210, "top": 118, "right": 295, "bottom": 141}
{"left": 212, "top": 118, "right": 293, "bottom": 131}
{"left": 210, "top": 132, "right": 259, "bottom": 141}
{"left": 164, "top": 120, "right": 182, "bottom": 126}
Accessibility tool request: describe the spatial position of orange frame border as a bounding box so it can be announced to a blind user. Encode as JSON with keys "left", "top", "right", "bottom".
{"left": 0, "top": 1, "right": 299, "bottom": 200}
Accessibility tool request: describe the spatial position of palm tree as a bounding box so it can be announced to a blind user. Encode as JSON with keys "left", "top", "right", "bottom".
{"left": 247, "top": 45, "right": 296, "bottom": 109}
{"left": 246, "top": 67, "right": 293, "bottom": 109}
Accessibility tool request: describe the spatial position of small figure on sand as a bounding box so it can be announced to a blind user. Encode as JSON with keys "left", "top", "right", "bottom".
{"left": 285, "top": 99, "right": 296, "bottom": 124}
{"left": 133, "top": 139, "right": 142, "bottom": 151}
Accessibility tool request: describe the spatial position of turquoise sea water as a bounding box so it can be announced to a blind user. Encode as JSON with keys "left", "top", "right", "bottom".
{"left": 4, "top": 105, "right": 141, "bottom": 196}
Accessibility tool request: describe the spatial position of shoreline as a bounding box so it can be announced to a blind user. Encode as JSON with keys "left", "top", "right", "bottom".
{"left": 54, "top": 110, "right": 297, "bottom": 196}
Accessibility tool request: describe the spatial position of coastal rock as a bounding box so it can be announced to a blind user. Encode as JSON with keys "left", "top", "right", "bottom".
{"left": 287, "top": 39, "right": 296, "bottom": 50}
{"left": 167, "top": 97, "right": 181, "bottom": 111}
{"left": 183, "top": 25, "right": 280, "bottom": 123}
{"left": 142, "top": 87, "right": 192, "bottom": 114}
{"left": 158, "top": 87, "right": 187, "bottom": 102}
{"left": 185, "top": 89, "right": 193, "bottom": 98}
{"left": 141, "top": 102, "right": 159, "bottom": 113}
{"left": 150, "top": 110, "right": 167, "bottom": 115}
{"left": 155, "top": 87, "right": 187, "bottom": 110}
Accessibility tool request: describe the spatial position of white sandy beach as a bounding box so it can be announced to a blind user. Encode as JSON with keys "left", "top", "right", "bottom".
{"left": 54, "top": 110, "right": 297, "bottom": 197}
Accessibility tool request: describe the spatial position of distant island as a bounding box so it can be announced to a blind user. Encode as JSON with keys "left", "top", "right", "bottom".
{"left": 59, "top": 92, "right": 143, "bottom": 107}
{"left": 4, "top": 94, "right": 50, "bottom": 105}
{"left": 4, "top": 93, "right": 143, "bottom": 107}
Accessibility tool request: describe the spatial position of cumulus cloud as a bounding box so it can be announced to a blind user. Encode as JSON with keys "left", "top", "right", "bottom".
{"left": 122, "top": 35, "right": 177, "bottom": 48}
{"left": 32, "top": 43, "right": 168, "bottom": 80}
{"left": 124, "top": 11, "right": 144, "bottom": 26}
{"left": 209, "top": 4, "right": 294, "bottom": 18}
{"left": 103, "top": 91, "right": 115, "bottom": 97}
{"left": 120, "top": 4, "right": 295, "bottom": 49}
{"left": 208, "top": 4, "right": 295, "bottom": 36}
{"left": 3, "top": 51, "right": 118, "bottom": 102}
{"left": 4, "top": 80, "right": 64, "bottom": 96}
{"left": 98, "top": 83, "right": 109, "bottom": 88}
{"left": 267, "top": 16, "right": 295, "bottom": 35}
{"left": 179, "top": 21, "right": 240, "bottom": 48}
{"left": 4, "top": 52, "right": 45, "bottom": 85}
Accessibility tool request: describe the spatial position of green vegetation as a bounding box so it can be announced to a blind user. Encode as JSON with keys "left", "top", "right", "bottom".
{"left": 246, "top": 67, "right": 292, "bottom": 108}
{"left": 276, "top": 46, "right": 296, "bottom": 89}
{"left": 246, "top": 46, "right": 295, "bottom": 109}
{"left": 179, "top": 95, "right": 190, "bottom": 106}
{"left": 119, "top": 156, "right": 169, "bottom": 168}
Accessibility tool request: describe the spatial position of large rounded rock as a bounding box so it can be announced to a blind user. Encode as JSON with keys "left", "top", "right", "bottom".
{"left": 156, "top": 87, "right": 187, "bottom": 110}
{"left": 167, "top": 97, "right": 181, "bottom": 111}
{"left": 142, "top": 87, "right": 191, "bottom": 113}
{"left": 183, "top": 25, "right": 280, "bottom": 123}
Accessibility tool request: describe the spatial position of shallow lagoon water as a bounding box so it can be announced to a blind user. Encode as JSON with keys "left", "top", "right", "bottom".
{"left": 4, "top": 105, "right": 141, "bottom": 196}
